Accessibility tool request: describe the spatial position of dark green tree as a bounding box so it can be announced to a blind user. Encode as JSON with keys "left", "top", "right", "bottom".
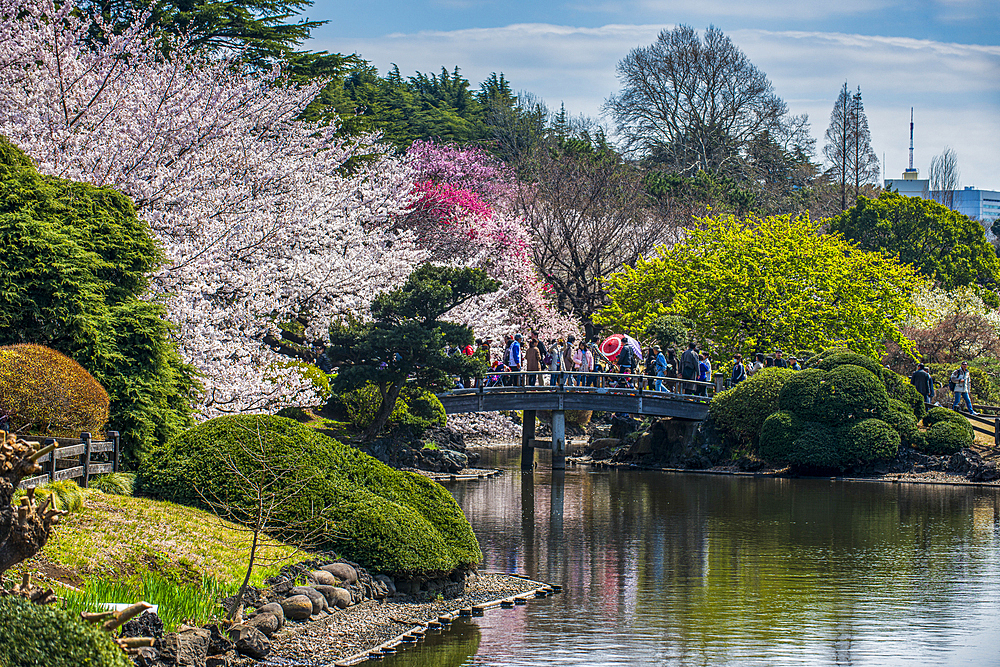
{"left": 326, "top": 265, "right": 499, "bottom": 440}
{"left": 0, "top": 136, "right": 196, "bottom": 466}
{"left": 829, "top": 192, "right": 1000, "bottom": 294}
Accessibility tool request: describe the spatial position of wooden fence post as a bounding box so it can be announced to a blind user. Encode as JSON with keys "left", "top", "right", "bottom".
{"left": 80, "top": 432, "right": 91, "bottom": 488}
{"left": 44, "top": 437, "right": 56, "bottom": 484}
{"left": 108, "top": 431, "right": 120, "bottom": 473}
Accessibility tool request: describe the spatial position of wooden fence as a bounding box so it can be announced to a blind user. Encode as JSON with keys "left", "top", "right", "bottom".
{"left": 13, "top": 431, "right": 120, "bottom": 490}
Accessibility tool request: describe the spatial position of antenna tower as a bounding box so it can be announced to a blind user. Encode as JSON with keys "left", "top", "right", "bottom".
{"left": 908, "top": 107, "right": 914, "bottom": 171}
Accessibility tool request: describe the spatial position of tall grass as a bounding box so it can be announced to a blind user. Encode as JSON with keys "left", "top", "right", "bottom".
{"left": 61, "top": 571, "right": 238, "bottom": 631}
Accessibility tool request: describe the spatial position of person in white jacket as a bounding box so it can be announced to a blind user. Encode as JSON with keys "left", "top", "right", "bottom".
{"left": 950, "top": 361, "right": 976, "bottom": 414}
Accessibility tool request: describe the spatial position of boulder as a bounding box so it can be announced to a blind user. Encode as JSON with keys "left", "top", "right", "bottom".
{"left": 590, "top": 438, "right": 621, "bottom": 449}
{"left": 206, "top": 652, "right": 236, "bottom": 667}
{"left": 320, "top": 562, "right": 358, "bottom": 584}
{"left": 229, "top": 624, "right": 271, "bottom": 660}
{"left": 308, "top": 569, "right": 337, "bottom": 586}
{"left": 204, "top": 624, "right": 233, "bottom": 656}
{"left": 311, "top": 584, "right": 351, "bottom": 609}
{"left": 122, "top": 611, "right": 164, "bottom": 639}
{"left": 256, "top": 602, "right": 285, "bottom": 629}
{"left": 159, "top": 628, "right": 211, "bottom": 667}
{"left": 375, "top": 574, "right": 397, "bottom": 596}
{"left": 972, "top": 462, "right": 1000, "bottom": 482}
{"left": 246, "top": 612, "right": 280, "bottom": 637}
{"left": 438, "top": 448, "right": 468, "bottom": 473}
{"left": 279, "top": 595, "right": 313, "bottom": 621}
{"left": 290, "top": 586, "right": 328, "bottom": 614}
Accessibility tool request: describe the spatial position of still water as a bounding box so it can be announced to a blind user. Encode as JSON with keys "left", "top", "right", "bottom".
{"left": 384, "top": 449, "right": 1000, "bottom": 666}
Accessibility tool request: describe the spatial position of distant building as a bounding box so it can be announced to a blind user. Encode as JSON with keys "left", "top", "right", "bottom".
{"left": 931, "top": 187, "right": 1000, "bottom": 227}
{"left": 885, "top": 167, "right": 929, "bottom": 199}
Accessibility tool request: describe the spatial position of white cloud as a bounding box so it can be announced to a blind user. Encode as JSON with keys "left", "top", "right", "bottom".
{"left": 318, "top": 23, "right": 1000, "bottom": 190}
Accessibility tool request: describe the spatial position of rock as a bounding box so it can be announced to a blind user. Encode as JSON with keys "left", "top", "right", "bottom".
{"left": 204, "top": 624, "right": 234, "bottom": 656}
{"left": 122, "top": 611, "right": 164, "bottom": 639}
{"left": 375, "top": 574, "right": 397, "bottom": 596}
{"left": 308, "top": 569, "right": 337, "bottom": 586}
{"left": 438, "top": 448, "right": 468, "bottom": 473}
{"left": 290, "top": 586, "right": 328, "bottom": 614}
{"left": 591, "top": 447, "right": 613, "bottom": 461}
{"left": 591, "top": 438, "right": 621, "bottom": 449}
{"left": 320, "top": 562, "right": 358, "bottom": 584}
{"left": 245, "top": 612, "right": 279, "bottom": 637}
{"left": 279, "top": 595, "right": 313, "bottom": 621}
{"left": 206, "top": 652, "right": 236, "bottom": 667}
{"left": 159, "top": 628, "right": 211, "bottom": 667}
{"left": 311, "top": 584, "right": 350, "bottom": 609}
{"left": 949, "top": 448, "right": 983, "bottom": 475}
{"left": 229, "top": 625, "right": 271, "bottom": 660}
{"left": 972, "top": 462, "right": 1000, "bottom": 482}
{"left": 133, "top": 646, "right": 160, "bottom": 667}
{"left": 256, "top": 602, "right": 285, "bottom": 629}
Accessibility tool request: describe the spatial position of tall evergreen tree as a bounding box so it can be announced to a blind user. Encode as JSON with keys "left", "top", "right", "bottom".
{"left": 824, "top": 83, "right": 878, "bottom": 211}
{"left": 849, "top": 87, "right": 879, "bottom": 201}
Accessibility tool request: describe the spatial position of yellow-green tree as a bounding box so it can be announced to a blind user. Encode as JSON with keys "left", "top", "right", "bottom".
{"left": 597, "top": 214, "right": 924, "bottom": 358}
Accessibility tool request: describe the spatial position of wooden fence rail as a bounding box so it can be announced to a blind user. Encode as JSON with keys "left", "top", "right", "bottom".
{"left": 12, "top": 431, "right": 120, "bottom": 490}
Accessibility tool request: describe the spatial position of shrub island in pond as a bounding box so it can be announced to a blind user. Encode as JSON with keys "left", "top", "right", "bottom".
{"left": 709, "top": 347, "right": 974, "bottom": 473}
{"left": 136, "top": 414, "right": 482, "bottom": 577}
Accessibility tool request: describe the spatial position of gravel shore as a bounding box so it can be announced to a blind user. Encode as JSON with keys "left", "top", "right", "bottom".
{"left": 265, "top": 573, "right": 547, "bottom": 666}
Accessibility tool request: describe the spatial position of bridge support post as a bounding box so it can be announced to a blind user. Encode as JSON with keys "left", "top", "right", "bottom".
{"left": 551, "top": 410, "right": 566, "bottom": 470}
{"left": 521, "top": 410, "right": 536, "bottom": 470}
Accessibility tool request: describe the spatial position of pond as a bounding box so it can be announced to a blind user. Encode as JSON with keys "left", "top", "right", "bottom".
{"left": 383, "top": 449, "right": 1000, "bottom": 666}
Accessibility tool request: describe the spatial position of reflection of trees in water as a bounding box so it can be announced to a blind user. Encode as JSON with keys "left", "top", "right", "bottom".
{"left": 380, "top": 620, "right": 481, "bottom": 667}
{"left": 448, "top": 463, "right": 1000, "bottom": 664}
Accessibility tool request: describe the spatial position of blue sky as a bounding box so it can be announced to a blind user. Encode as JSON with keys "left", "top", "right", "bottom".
{"left": 309, "top": 0, "right": 1000, "bottom": 191}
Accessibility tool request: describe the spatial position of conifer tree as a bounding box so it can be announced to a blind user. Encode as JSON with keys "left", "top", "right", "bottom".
{"left": 824, "top": 83, "right": 878, "bottom": 211}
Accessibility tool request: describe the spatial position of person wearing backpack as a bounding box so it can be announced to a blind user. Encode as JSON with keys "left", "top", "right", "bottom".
{"left": 617, "top": 336, "right": 635, "bottom": 387}
{"left": 950, "top": 362, "right": 976, "bottom": 414}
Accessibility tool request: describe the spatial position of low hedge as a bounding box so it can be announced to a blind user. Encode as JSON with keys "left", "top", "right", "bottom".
{"left": 0, "top": 343, "right": 109, "bottom": 437}
{"left": 777, "top": 368, "right": 824, "bottom": 420}
{"left": 710, "top": 367, "right": 795, "bottom": 443}
{"left": 0, "top": 596, "right": 131, "bottom": 667}
{"left": 880, "top": 368, "right": 927, "bottom": 419}
{"left": 136, "top": 415, "right": 481, "bottom": 576}
{"left": 811, "top": 350, "right": 883, "bottom": 377}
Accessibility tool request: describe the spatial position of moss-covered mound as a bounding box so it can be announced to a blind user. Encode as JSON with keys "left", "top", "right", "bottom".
{"left": 920, "top": 407, "right": 974, "bottom": 455}
{"left": 135, "top": 415, "right": 481, "bottom": 576}
{"left": 0, "top": 343, "right": 109, "bottom": 437}
{"left": 0, "top": 596, "right": 131, "bottom": 667}
{"left": 709, "top": 367, "right": 795, "bottom": 443}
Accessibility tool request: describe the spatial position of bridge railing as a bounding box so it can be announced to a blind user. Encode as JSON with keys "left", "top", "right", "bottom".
{"left": 448, "top": 370, "right": 716, "bottom": 401}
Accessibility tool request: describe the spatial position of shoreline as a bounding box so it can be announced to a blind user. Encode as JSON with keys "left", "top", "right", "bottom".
{"left": 267, "top": 572, "right": 553, "bottom": 666}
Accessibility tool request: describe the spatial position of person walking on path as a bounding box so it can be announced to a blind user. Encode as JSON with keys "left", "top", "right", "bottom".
{"left": 910, "top": 363, "right": 935, "bottom": 404}
{"left": 549, "top": 338, "right": 564, "bottom": 386}
{"left": 666, "top": 348, "right": 679, "bottom": 378}
{"left": 773, "top": 351, "right": 789, "bottom": 368}
{"left": 524, "top": 339, "right": 541, "bottom": 386}
{"left": 653, "top": 345, "right": 668, "bottom": 392}
{"left": 731, "top": 354, "right": 746, "bottom": 386}
{"left": 681, "top": 342, "right": 699, "bottom": 394}
{"left": 749, "top": 353, "right": 765, "bottom": 376}
{"left": 950, "top": 362, "right": 976, "bottom": 414}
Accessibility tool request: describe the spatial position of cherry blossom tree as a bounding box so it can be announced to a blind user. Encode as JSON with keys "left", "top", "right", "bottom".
{"left": 0, "top": 0, "right": 423, "bottom": 416}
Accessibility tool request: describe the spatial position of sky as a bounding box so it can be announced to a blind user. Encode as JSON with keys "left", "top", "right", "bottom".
{"left": 307, "top": 0, "right": 1000, "bottom": 191}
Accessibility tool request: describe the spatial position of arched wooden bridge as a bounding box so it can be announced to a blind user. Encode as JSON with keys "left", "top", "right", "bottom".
{"left": 438, "top": 371, "right": 716, "bottom": 471}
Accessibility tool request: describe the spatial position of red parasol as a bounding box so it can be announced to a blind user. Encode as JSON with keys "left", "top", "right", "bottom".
{"left": 600, "top": 335, "right": 625, "bottom": 361}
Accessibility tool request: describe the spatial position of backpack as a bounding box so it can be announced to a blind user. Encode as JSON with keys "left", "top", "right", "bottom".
{"left": 949, "top": 368, "right": 960, "bottom": 391}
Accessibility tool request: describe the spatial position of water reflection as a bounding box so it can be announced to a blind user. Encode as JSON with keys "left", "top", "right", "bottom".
{"left": 418, "top": 451, "right": 1000, "bottom": 665}
{"left": 379, "top": 620, "right": 481, "bottom": 667}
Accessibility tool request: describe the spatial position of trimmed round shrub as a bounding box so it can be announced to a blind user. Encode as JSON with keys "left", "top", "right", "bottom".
{"left": 339, "top": 383, "right": 407, "bottom": 430}
{"left": 0, "top": 596, "right": 131, "bottom": 667}
{"left": 923, "top": 421, "right": 972, "bottom": 455}
{"left": 710, "top": 367, "right": 795, "bottom": 443}
{"left": 777, "top": 368, "right": 825, "bottom": 419}
{"left": 788, "top": 423, "right": 843, "bottom": 470}
{"left": 812, "top": 350, "right": 883, "bottom": 376}
{"left": 0, "top": 344, "right": 109, "bottom": 437}
{"left": 815, "top": 364, "right": 890, "bottom": 424}
{"left": 881, "top": 399, "right": 925, "bottom": 449}
{"left": 922, "top": 406, "right": 974, "bottom": 436}
{"left": 136, "top": 415, "right": 481, "bottom": 576}
{"left": 803, "top": 346, "right": 853, "bottom": 368}
{"left": 400, "top": 386, "right": 448, "bottom": 429}
{"left": 759, "top": 410, "right": 804, "bottom": 462}
{"left": 880, "top": 368, "right": 927, "bottom": 419}
{"left": 841, "top": 418, "right": 900, "bottom": 465}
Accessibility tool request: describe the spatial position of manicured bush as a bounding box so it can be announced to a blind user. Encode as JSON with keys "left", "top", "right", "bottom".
{"left": 758, "top": 410, "right": 804, "bottom": 462}
{"left": 880, "top": 367, "right": 927, "bottom": 419}
{"left": 814, "top": 364, "right": 890, "bottom": 424}
{"left": 0, "top": 136, "right": 195, "bottom": 466}
{"left": 788, "top": 423, "right": 843, "bottom": 469}
{"left": 401, "top": 386, "right": 447, "bottom": 429}
{"left": 136, "top": 415, "right": 481, "bottom": 576}
{"left": 811, "top": 350, "right": 883, "bottom": 376}
{"left": 922, "top": 421, "right": 972, "bottom": 455}
{"left": 881, "top": 399, "right": 926, "bottom": 449}
{"left": 840, "top": 418, "right": 900, "bottom": 465}
{"left": 803, "top": 346, "right": 853, "bottom": 368}
{"left": 710, "top": 367, "right": 795, "bottom": 443}
{"left": 0, "top": 596, "right": 131, "bottom": 667}
{"left": 339, "top": 383, "right": 408, "bottom": 430}
{"left": 922, "top": 406, "right": 973, "bottom": 436}
{"left": 777, "top": 368, "right": 825, "bottom": 420}
{"left": 0, "top": 344, "right": 109, "bottom": 437}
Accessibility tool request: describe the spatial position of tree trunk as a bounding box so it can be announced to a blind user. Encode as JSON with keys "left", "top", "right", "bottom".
{"left": 361, "top": 380, "right": 406, "bottom": 441}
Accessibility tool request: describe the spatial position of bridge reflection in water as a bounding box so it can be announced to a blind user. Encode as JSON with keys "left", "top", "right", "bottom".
{"left": 437, "top": 371, "right": 715, "bottom": 471}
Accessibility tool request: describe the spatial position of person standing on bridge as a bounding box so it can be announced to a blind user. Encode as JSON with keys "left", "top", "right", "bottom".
{"left": 507, "top": 334, "right": 523, "bottom": 386}
{"left": 697, "top": 353, "right": 711, "bottom": 396}
{"left": 653, "top": 345, "right": 668, "bottom": 392}
{"left": 524, "top": 339, "right": 542, "bottom": 387}
{"left": 681, "top": 342, "right": 699, "bottom": 395}
{"left": 563, "top": 336, "right": 577, "bottom": 386}
{"left": 573, "top": 339, "right": 594, "bottom": 386}
{"left": 731, "top": 354, "right": 746, "bottom": 386}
